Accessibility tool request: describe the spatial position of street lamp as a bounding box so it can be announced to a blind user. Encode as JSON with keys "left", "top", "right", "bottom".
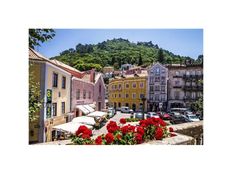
{"left": 141, "top": 95, "right": 146, "bottom": 120}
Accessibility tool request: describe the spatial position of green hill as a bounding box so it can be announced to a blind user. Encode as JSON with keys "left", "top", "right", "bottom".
{"left": 50, "top": 38, "right": 198, "bottom": 71}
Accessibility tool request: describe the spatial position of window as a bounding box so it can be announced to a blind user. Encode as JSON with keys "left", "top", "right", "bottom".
{"left": 132, "top": 93, "right": 136, "bottom": 99}
{"left": 52, "top": 73, "right": 58, "bottom": 87}
{"left": 132, "top": 82, "right": 136, "bottom": 88}
{"left": 155, "top": 76, "right": 160, "bottom": 82}
{"left": 161, "top": 95, "right": 166, "bottom": 101}
{"left": 186, "top": 71, "right": 190, "bottom": 76}
{"left": 76, "top": 89, "right": 80, "bottom": 100}
{"left": 125, "top": 83, "right": 129, "bottom": 88}
{"left": 61, "top": 102, "right": 65, "bottom": 114}
{"left": 83, "top": 90, "right": 86, "bottom": 99}
{"left": 62, "top": 76, "right": 66, "bottom": 89}
{"left": 155, "top": 68, "right": 160, "bottom": 74}
{"left": 175, "top": 71, "right": 180, "bottom": 76}
{"left": 150, "top": 85, "right": 154, "bottom": 92}
{"left": 119, "top": 93, "right": 121, "bottom": 98}
{"left": 149, "top": 76, "right": 154, "bottom": 83}
{"left": 192, "top": 92, "right": 196, "bottom": 99}
{"left": 174, "top": 91, "right": 180, "bottom": 100}
{"left": 140, "top": 82, "right": 144, "bottom": 88}
{"left": 155, "top": 95, "right": 159, "bottom": 101}
{"left": 155, "top": 85, "right": 160, "bottom": 91}
{"left": 162, "top": 69, "right": 165, "bottom": 73}
{"left": 89, "top": 91, "right": 91, "bottom": 99}
{"left": 126, "top": 94, "right": 129, "bottom": 98}
{"left": 115, "top": 94, "right": 117, "bottom": 98}
{"left": 99, "top": 85, "right": 101, "bottom": 94}
{"left": 118, "top": 84, "right": 122, "bottom": 89}
{"left": 52, "top": 103, "right": 57, "bottom": 116}
{"left": 175, "top": 81, "right": 180, "bottom": 85}
{"left": 161, "top": 86, "right": 165, "bottom": 91}
{"left": 140, "top": 94, "right": 144, "bottom": 99}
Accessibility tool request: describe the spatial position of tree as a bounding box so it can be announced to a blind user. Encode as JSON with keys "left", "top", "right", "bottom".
{"left": 138, "top": 53, "right": 143, "bottom": 66}
{"left": 29, "top": 29, "right": 55, "bottom": 49}
{"left": 157, "top": 48, "right": 165, "bottom": 63}
{"left": 29, "top": 65, "right": 43, "bottom": 122}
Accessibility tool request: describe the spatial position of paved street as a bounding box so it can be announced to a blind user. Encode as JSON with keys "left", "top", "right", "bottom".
{"left": 92, "top": 111, "right": 131, "bottom": 138}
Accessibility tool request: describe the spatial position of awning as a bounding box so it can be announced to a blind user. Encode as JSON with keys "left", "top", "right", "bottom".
{"left": 53, "top": 122, "right": 93, "bottom": 134}
{"left": 89, "top": 103, "right": 96, "bottom": 109}
{"left": 87, "top": 111, "right": 107, "bottom": 118}
{"left": 83, "top": 105, "right": 95, "bottom": 112}
{"left": 72, "top": 116, "right": 96, "bottom": 126}
{"left": 76, "top": 105, "right": 90, "bottom": 114}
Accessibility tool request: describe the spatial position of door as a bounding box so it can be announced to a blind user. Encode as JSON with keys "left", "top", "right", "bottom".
{"left": 98, "top": 102, "right": 101, "bottom": 111}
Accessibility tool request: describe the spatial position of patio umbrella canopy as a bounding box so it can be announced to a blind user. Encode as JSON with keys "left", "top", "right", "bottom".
{"left": 87, "top": 111, "right": 107, "bottom": 118}
{"left": 53, "top": 122, "right": 93, "bottom": 134}
{"left": 72, "top": 116, "right": 96, "bottom": 125}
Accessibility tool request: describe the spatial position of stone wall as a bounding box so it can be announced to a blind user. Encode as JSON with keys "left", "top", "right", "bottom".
{"left": 36, "top": 121, "right": 203, "bottom": 145}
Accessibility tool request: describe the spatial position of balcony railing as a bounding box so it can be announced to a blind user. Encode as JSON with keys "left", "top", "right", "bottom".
{"left": 173, "top": 85, "right": 182, "bottom": 88}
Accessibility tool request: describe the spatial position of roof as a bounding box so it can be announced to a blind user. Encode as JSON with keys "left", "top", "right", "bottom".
{"left": 29, "top": 48, "right": 48, "bottom": 61}
{"left": 51, "top": 59, "right": 82, "bottom": 74}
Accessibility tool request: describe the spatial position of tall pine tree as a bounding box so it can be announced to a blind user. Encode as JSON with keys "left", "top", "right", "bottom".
{"left": 157, "top": 48, "right": 165, "bottom": 64}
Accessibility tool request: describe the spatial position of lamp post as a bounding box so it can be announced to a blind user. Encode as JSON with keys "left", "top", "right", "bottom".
{"left": 141, "top": 95, "right": 146, "bottom": 120}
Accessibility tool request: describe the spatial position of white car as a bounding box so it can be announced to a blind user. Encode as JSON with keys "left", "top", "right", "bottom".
{"left": 120, "top": 106, "right": 134, "bottom": 113}
{"left": 185, "top": 114, "right": 200, "bottom": 122}
{"left": 146, "top": 112, "right": 159, "bottom": 118}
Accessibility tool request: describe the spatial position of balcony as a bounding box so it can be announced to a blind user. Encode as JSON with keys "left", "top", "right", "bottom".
{"left": 173, "top": 85, "right": 182, "bottom": 89}
{"left": 173, "top": 75, "right": 183, "bottom": 78}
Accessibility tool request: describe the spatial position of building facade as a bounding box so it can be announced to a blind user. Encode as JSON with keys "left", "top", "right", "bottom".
{"left": 108, "top": 72, "right": 148, "bottom": 112}
{"left": 147, "top": 63, "right": 168, "bottom": 112}
{"left": 166, "top": 63, "right": 203, "bottom": 110}
{"left": 29, "top": 48, "right": 71, "bottom": 143}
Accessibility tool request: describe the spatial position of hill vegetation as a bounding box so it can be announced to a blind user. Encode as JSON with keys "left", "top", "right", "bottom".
{"left": 51, "top": 38, "right": 202, "bottom": 71}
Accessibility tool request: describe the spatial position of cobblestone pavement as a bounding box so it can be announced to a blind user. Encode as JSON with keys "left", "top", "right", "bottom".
{"left": 92, "top": 111, "right": 131, "bottom": 138}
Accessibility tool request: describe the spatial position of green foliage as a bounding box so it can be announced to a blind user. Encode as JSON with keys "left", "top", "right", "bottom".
{"left": 29, "top": 29, "right": 55, "bottom": 49}
{"left": 51, "top": 38, "right": 196, "bottom": 71}
{"left": 29, "top": 64, "right": 43, "bottom": 122}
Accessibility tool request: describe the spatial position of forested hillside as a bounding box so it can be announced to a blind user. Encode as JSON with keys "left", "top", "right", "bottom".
{"left": 51, "top": 38, "right": 202, "bottom": 71}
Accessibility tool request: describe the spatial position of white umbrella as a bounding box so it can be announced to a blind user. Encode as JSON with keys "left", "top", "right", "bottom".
{"left": 72, "top": 116, "right": 96, "bottom": 126}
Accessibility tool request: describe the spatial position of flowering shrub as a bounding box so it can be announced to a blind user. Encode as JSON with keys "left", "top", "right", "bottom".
{"left": 71, "top": 125, "right": 93, "bottom": 145}
{"left": 71, "top": 118, "right": 176, "bottom": 145}
{"left": 119, "top": 118, "right": 126, "bottom": 124}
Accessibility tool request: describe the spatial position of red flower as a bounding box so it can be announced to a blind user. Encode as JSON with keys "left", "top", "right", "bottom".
{"left": 155, "top": 127, "right": 163, "bottom": 140}
{"left": 116, "top": 134, "right": 122, "bottom": 140}
{"left": 105, "top": 133, "right": 114, "bottom": 144}
{"left": 171, "top": 133, "right": 177, "bottom": 137}
{"left": 75, "top": 125, "right": 92, "bottom": 138}
{"left": 106, "top": 121, "right": 119, "bottom": 133}
{"left": 169, "top": 127, "right": 174, "bottom": 132}
{"left": 95, "top": 136, "right": 103, "bottom": 145}
{"left": 135, "top": 133, "right": 143, "bottom": 144}
{"left": 121, "top": 125, "right": 129, "bottom": 134}
{"left": 120, "top": 118, "right": 126, "bottom": 124}
{"left": 136, "top": 126, "right": 144, "bottom": 136}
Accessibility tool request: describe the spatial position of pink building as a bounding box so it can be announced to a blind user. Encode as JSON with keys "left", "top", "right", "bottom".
{"left": 72, "top": 69, "right": 106, "bottom": 116}
{"left": 71, "top": 77, "right": 94, "bottom": 116}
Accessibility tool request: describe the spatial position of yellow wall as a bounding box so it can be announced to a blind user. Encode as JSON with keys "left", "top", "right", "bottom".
{"left": 108, "top": 76, "right": 147, "bottom": 111}
{"left": 45, "top": 63, "right": 71, "bottom": 142}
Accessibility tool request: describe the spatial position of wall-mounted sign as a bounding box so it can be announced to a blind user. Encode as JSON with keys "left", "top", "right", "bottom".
{"left": 47, "top": 89, "right": 52, "bottom": 103}
{"left": 46, "top": 104, "right": 51, "bottom": 118}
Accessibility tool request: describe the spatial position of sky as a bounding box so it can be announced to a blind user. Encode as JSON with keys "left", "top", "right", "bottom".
{"left": 35, "top": 29, "right": 203, "bottom": 59}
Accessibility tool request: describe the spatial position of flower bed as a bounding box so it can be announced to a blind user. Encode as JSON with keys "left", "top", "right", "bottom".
{"left": 71, "top": 117, "right": 176, "bottom": 145}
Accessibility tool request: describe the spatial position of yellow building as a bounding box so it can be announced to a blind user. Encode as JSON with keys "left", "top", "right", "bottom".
{"left": 108, "top": 72, "right": 148, "bottom": 112}
{"left": 29, "top": 48, "right": 71, "bottom": 143}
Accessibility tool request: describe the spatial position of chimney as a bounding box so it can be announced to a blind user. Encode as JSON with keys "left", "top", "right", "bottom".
{"left": 90, "top": 69, "right": 95, "bottom": 83}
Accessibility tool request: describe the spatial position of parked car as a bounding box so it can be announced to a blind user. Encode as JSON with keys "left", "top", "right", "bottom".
{"left": 134, "top": 112, "right": 144, "bottom": 119}
{"left": 120, "top": 106, "right": 134, "bottom": 113}
{"left": 108, "top": 107, "right": 116, "bottom": 115}
{"left": 160, "top": 113, "right": 171, "bottom": 120}
{"left": 184, "top": 114, "right": 200, "bottom": 122}
{"left": 107, "top": 110, "right": 114, "bottom": 118}
{"left": 170, "top": 116, "right": 189, "bottom": 124}
{"left": 147, "top": 112, "right": 159, "bottom": 118}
